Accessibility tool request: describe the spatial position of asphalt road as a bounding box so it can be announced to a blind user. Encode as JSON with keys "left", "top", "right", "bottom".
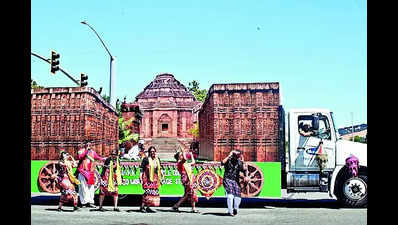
{"left": 30, "top": 191, "right": 367, "bottom": 225}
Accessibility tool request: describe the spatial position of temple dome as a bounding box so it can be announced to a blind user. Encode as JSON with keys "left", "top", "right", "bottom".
{"left": 135, "top": 73, "right": 195, "bottom": 100}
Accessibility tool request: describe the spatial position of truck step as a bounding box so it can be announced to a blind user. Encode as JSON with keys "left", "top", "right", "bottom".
{"left": 287, "top": 187, "right": 321, "bottom": 193}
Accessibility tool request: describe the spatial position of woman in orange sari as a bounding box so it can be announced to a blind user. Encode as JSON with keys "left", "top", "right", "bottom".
{"left": 172, "top": 151, "right": 199, "bottom": 213}
{"left": 139, "top": 146, "right": 163, "bottom": 213}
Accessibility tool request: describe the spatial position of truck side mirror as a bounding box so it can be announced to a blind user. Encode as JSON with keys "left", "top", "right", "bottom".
{"left": 312, "top": 116, "right": 319, "bottom": 130}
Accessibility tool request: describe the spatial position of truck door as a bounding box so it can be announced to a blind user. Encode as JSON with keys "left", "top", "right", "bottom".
{"left": 290, "top": 112, "right": 336, "bottom": 172}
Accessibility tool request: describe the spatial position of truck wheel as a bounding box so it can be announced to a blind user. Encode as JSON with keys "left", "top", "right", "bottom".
{"left": 336, "top": 171, "right": 368, "bottom": 208}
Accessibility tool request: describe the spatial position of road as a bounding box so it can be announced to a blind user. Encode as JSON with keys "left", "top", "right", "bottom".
{"left": 30, "top": 191, "right": 367, "bottom": 225}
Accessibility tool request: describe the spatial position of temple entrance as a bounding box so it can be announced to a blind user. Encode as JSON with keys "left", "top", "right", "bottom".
{"left": 158, "top": 113, "right": 172, "bottom": 137}
{"left": 131, "top": 73, "right": 202, "bottom": 160}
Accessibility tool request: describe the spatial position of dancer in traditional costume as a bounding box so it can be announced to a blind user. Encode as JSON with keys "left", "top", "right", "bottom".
{"left": 172, "top": 151, "right": 199, "bottom": 213}
{"left": 221, "top": 150, "right": 247, "bottom": 216}
{"left": 189, "top": 141, "right": 199, "bottom": 159}
{"left": 98, "top": 148, "right": 123, "bottom": 212}
{"left": 139, "top": 146, "right": 163, "bottom": 213}
{"left": 138, "top": 140, "right": 146, "bottom": 159}
{"left": 57, "top": 150, "right": 80, "bottom": 212}
{"left": 77, "top": 141, "right": 106, "bottom": 208}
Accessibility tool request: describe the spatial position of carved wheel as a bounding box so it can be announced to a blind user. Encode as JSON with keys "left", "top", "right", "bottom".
{"left": 239, "top": 162, "right": 264, "bottom": 197}
{"left": 38, "top": 161, "right": 61, "bottom": 193}
{"left": 196, "top": 169, "right": 222, "bottom": 199}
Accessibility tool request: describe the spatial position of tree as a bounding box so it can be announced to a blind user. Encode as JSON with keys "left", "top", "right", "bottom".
{"left": 117, "top": 95, "right": 140, "bottom": 150}
{"left": 189, "top": 122, "right": 199, "bottom": 138}
{"left": 353, "top": 135, "right": 366, "bottom": 143}
{"left": 102, "top": 94, "right": 110, "bottom": 103}
{"left": 188, "top": 80, "right": 207, "bottom": 102}
{"left": 188, "top": 80, "right": 200, "bottom": 92}
{"left": 31, "top": 79, "right": 44, "bottom": 89}
{"left": 118, "top": 117, "right": 139, "bottom": 148}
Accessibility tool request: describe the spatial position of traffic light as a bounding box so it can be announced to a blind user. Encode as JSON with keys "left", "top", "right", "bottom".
{"left": 50, "top": 50, "right": 60, "bottom": 74}
{"left": 80, "top": 73, "right": 88, "bottom": 87}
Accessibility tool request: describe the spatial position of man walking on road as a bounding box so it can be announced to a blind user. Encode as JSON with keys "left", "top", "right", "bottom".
{"left": 221, "top": 149, "right": 247, "bottom": 216}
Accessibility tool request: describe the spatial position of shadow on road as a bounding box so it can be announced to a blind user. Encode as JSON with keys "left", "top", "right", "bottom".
{"left": 32, "top": 194, "right": 341, "bottom": 209}
{"left": 240, "top": 198, "right": 341, "bottom": 209}
{"left": 45, "top": 208, "right": 75, "bottom": 212}
{"left": 156, "top": 209, "right": 201, "bottom": 213}
{"left": 201, "top": 212, "right": 231, "bottom": 216}
{"left": 156, "top": 209, "right": 181, "bottom": 213}
{"left": 125, "top": 209, "right": 142, "bottom": 213}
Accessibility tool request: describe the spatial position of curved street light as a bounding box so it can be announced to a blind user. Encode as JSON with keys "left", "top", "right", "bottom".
{"left": 81, "top": 20, "right": 116, "bottom": 107}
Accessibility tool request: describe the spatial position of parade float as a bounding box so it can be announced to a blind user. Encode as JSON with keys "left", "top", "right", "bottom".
{"left": 31, "top": 77, "right": 280, "bottom": 199}
{"left": 31, "top": 74, "right": 367, "bottom": 207}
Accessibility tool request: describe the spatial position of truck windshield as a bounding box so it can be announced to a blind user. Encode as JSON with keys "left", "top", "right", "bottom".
{"left": 330, "top": 112, "right": 341, "bottom": 140}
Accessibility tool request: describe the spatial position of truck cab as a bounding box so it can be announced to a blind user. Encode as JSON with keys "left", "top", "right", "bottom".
{"left": 283, "top": 108, "right": 367, "bottom": 207}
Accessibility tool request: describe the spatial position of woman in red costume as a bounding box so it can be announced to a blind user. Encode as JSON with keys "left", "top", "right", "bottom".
{"left": 57, "top": 150, "right": 80, "bottom": 212}
{"left": 139, "top": 146, "right": 163, "bottom": 213}
{"left": 77, "top": 141, "right": 106, "bottom": 208}
{"left": 172, "top": 151, "right": 199, "bottom": 213}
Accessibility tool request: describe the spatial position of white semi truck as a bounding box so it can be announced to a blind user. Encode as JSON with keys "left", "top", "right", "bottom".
{"left": 281, "top": 108, "right": 367, "bottom": 207}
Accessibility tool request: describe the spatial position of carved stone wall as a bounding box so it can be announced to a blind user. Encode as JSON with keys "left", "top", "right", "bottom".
{"left": 31, "top": 87, "right": 119, "bottom": 160}
{"left": 199, "top": 83, "right": 281, "bottom": 162}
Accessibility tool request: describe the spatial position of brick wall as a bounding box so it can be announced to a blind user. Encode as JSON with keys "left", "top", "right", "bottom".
{"left": 199, "top": 83, "right": 281, "bottom": 162}
{"left": 31, "top": 87, "right": 119, "bottom": 160}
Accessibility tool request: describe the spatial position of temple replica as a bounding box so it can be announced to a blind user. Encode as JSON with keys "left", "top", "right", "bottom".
{"left": 198, "top": 83, "right": 283, "bottom": 162}
{"left": 122, "top": 73, "right": 202, "bottom": 160}
{"left": 30, "top": 75, "right": 282, "bottom": 163}
{"left": 31, "top": 87, "right": 119, "bottom": 160}
{"left": 31, "top": 76, "right": 282, "bottom": 197}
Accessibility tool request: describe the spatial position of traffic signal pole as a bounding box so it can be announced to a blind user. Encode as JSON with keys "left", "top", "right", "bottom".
{"left": 31, "top": 51, "right": 80, "bottom": 86}
{"left": 110, "top": 56, "right": 116, "bottom": 106}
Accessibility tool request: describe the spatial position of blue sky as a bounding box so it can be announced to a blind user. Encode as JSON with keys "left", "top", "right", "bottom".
{"left": 31, "top": 0, "right": 367, "bottom": 128}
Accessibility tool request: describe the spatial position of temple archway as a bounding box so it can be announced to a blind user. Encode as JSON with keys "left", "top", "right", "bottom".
{"left": 158, "top": 113, "right": 172, "bottom": 137}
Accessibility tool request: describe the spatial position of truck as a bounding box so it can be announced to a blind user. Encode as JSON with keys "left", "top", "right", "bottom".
{"left": 281, "top": 108, "right": 367, "bottom": 207}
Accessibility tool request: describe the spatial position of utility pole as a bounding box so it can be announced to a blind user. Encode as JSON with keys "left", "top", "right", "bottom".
{"left": 351, "top": 112, "right": 354, "bottom": 141}
{"left": 81, "top": 21, "right": 116, "bottom": 106}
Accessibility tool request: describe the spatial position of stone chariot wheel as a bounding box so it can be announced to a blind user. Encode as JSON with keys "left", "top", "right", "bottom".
{"left": 239, "top": 162, "right": 264, "bottom": 197}
{"left": 38, "top": 161, "right": 102, "bottom": 193}
{"left": 38, "top": 161, "right": 61, "bottom": 193}
{"left": 196, "top": 169, "right": 223, "bottom": 199}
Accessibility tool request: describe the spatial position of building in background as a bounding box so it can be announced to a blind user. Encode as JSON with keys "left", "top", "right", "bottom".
{"left": 338, "top": 124, "right": 367, "bottom": 142}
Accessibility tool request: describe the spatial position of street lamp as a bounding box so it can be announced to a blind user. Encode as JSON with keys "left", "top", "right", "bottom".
{"left": 81, "top": 20, "right": 116, "bottom": 107}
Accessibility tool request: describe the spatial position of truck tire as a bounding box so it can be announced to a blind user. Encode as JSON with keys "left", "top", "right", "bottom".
{"left": 336, "top": 170, "right": 368, "bottom": 208}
